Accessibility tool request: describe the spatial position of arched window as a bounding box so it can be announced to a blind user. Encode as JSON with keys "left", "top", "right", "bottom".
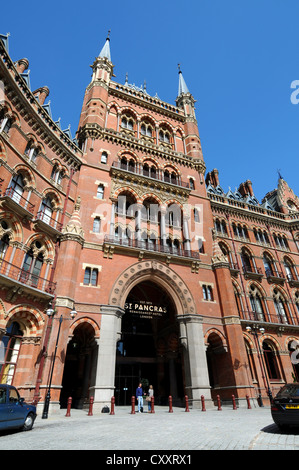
{"left": 40, "top": 196, "right": 54, "bottom": 224}
{"left": 142, "top": 198, "right": 158, "bottom": 222}
{"left": 121, "top": 115, "right": 134, "bottom": 131}
{"left": 21, "top": 246, "right": 44, "bottom": 287}
{"left": 263, "top": 341, "right": 281, "bottom": 380}
{"left": 140, "top": 122, "right": 153, "bottom": 137}
{"left": 254, "top": 228, "right": 270, "bottom": 245}
{"left": 263, "top": 253, "right": 276, "bottom": 277}
{"left": 116, "top": 193, "right": 136, "bottom": 217}
{"left": 233, "top": 223, "right": 249, "bottom": 239}
{"left": 0, "top": 220, "right": 10, "bottom": 260}
{"left": 0, "top": 109, "right": 12, "bottom": 134}
{"left": 0, "top": 233, "right": 9, "bottom": 260}
{"left": 24, "top": 141, "right": 39, "bottom": 163}
{"left": 284, "top": 257, "right": 298, "bottom": 282}
{"left": 273, "top": 233, "right": 289, "bottom": 250}
{"left": 273, "top": 288, "right": 289, "bottom": 324}
{"left": 159, "top": 129, "right": 170, "bottom": 143}
{"left": 0, "top": 321, "right": 23, "bottom": 384}
{"left": 9, "top": 173, "right": 25, "bottom": 203}
{"left": 51, "top": 164, "right": 64, "bottom": 184}
{"left": 249, "top": 285, "right": 266, "bottom": 321}
{"left": 241, "top": 248, "right": 254, "bottom": 273}
{"left": 189, "top": 178, "right": 195, "bottom": 190}
{"left": 214, "top": 219, "right": 227, "bottom": 235}
{"left": 164, "top": 170, "right": 170, "bottom": 183}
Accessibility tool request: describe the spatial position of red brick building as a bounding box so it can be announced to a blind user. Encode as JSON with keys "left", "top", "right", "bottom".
{"left": 0, "top": 33, "right": 299, "bottom": 412}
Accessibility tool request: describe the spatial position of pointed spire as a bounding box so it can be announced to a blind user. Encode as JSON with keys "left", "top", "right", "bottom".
{"left": 178, "top": 64, "right": 189, "bottom": 96}
{"left": 99, "top": 30, "right": 111, "bottom": 61}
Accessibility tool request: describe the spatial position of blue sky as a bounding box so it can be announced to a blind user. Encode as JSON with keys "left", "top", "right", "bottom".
{"left": 1, "top": 0, "right": 298, "bottom": 201}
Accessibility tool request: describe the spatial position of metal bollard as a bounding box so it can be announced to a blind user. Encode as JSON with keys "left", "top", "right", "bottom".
{"left": 246, "top": 394, "right": 252, "bottom": 409}
{"left": 65, "top": 396, "right": 72, "bottom": 417}
{"left": 131, "top": 396, "right": 135, "bottom": 414}
{"left": 201, "top": 395, "right": 206, "bottom": 412}
{"left": 88, "top": 396, "right": 94, "bottom": 416}
{"left": 185, "top": 395, "right": 190, "bottom": 412}
{"left": 150, "top": 396, "right": 155, "bottom": 414}
{"left": 110, "top": 396, "right": 115, "bottom": 415}
{"left": 217, "top": 394, "right": 222, "bottom": 411}
{"left": 232, "top": 394, "right": 237, "bottom": 410}
{"left": 168, "top": 395, "right": 173, "bottom": 413}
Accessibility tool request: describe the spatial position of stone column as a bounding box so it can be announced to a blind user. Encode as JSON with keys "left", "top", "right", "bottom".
{"left": 91, "top": 305, "right": 124, "bottom": 410}
{"left": 178, "top": 314, "right": 212, "bottom": 408}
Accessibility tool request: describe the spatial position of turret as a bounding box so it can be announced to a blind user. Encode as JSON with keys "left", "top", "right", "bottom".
{"left": 175, "top": 65, "right": 203, "bottom": 161}
{"left": 77, "top": 32, "right": 114, "bottom": 136}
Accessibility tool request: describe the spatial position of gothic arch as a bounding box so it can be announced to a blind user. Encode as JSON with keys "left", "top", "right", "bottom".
{"left": 204, "top": 328, "right": 228, "bottom": 350}
{"left": 24, "top": 233, "right": 55, "bottom": 260}
{"left": 108, "top": 260, "right": 197, "bottom": 317}
{"left": 12, "top": 164, "right": 36, "bottom": 190}
{"left": 68, "top": 317, "right": 100, "bottom": 339}
{"left": 0, "top": 211, "right": 23, "bottom": 243}
{"left": 6, "top": 304, "right": 44, "bottom": 336}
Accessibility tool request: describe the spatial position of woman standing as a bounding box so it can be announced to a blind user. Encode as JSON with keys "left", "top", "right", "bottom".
{"left": 147, "top": 385, "right": 154, "bottom": 412}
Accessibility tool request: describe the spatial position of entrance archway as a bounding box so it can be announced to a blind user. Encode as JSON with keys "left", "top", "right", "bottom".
{"left": 60, "top": 321, "right": 98, "bottom": 409}
{"left": 115, "top": 280, "right": 184, "bottom": 405}
{"left": 92, "top": 261, "right": 211, "bottom": 409}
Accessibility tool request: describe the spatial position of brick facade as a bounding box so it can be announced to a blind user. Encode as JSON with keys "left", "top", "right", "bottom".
{"left": 0, "top": 33, "right": 298, "bottom": 412}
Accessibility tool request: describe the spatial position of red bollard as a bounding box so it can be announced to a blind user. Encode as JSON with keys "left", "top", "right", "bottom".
{"left": 168, "top": 395, "right": 173, "bottom": 413}
{"left": 88, "top": 396, "right": 94, "bottom": 416}
{"left": 65, "top": 396, "right": 72, "bottom": 417}
{"left": 246, "top": 395, "right": 252, "bottom": 409}
{"left": 201, "top": 395, "right": 206, "bottom": 412}
{"left": 110, "top": 396, "right": 115, "bottom": 415}
{"left": 217, "top": 394, "right": 222, "bottom": 411}
{"left": 185, "top": 395, "right": 190, "bottom": 412}
{"left": 150, "top": 396, "right": 155, "bottom": 414}
{"left": 232, "top": 394, "right": 237, "bottom": 410}
{"left": 131, "top": 396, "right": 135, "bottom": 414}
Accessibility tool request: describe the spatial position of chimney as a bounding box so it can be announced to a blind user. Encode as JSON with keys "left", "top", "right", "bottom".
{"left": 246, "top": 180, "right": 253, "bottom": 196}
{"left": 15, "top": 58, "right": 29, "bottom": 74}
{"left": 33, "top": 86, "right": 50, "bottom": 105}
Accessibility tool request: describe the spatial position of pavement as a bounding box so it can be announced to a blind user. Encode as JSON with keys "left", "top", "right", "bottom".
{"left": 0, "top": 404, "right": 299, "bottom": 454}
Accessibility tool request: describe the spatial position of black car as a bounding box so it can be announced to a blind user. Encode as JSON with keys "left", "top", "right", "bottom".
{"left": 0, "top": 384, "right": 37, "bottom": 432}
{"left": 271, "top": 383, "right": 299, "bottom": 430}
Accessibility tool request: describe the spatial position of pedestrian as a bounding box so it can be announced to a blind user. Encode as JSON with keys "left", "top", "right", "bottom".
{"left": 147, "top": 385, "right": 154, "bottom": 412}
{"left": 136, "top": 382, "right": 143, "bottom": 413}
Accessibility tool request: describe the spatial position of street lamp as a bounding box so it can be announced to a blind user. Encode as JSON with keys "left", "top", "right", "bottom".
{"left": 246, "top": 324, "right": 273, "bottom": 405}
{"left": 42, "top": 304, "right": 77, "bottom": 419}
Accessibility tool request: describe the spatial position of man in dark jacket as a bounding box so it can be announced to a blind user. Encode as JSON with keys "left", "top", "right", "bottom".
{"left": 136, "top": 383, "right": 143, "bottom": 412}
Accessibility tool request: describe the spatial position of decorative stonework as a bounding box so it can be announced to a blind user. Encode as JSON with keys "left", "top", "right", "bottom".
{"left": 109, "top": 260, "right": 197, "bottom": 316}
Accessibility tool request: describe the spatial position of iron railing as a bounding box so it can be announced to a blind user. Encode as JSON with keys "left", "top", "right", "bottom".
{"left": 0, "top": 258, "right": 56, "bottom": 294}
{"left": 111, "top": 161, "right": 190, "bottom": 188}
{"left": 104, "top": 235, "right": 200, "bottom": 259}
